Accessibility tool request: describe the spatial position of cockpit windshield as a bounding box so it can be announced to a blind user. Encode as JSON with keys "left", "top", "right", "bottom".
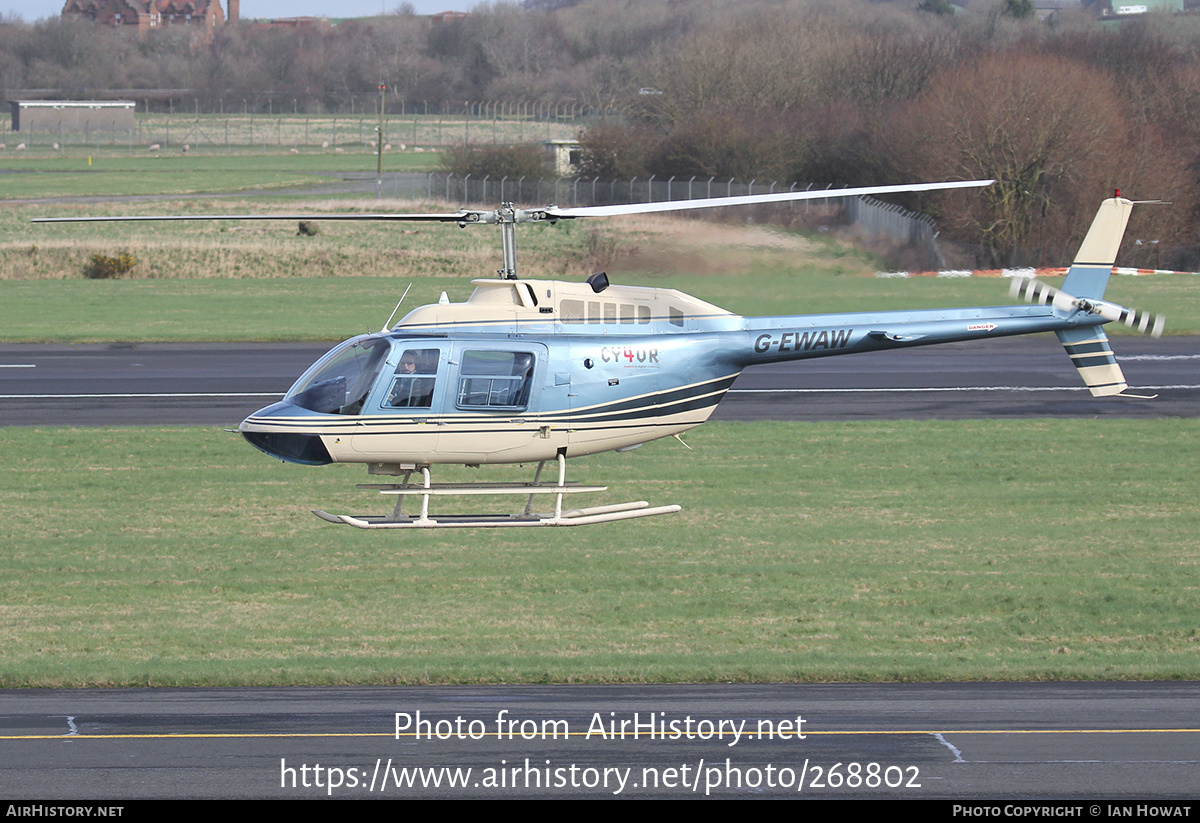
{"left": 286, "top": 335, "right": 391, "bottom": 415}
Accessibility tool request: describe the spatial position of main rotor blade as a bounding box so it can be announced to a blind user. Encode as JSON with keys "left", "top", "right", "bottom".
{"left": 541, "top": 179, "right": 994, "bottom": 219}
{"left": 33, "top": 212, "right": 478, "bottom": 224}
{"left": 32, "top": 180, "right": 991, "bottom": 226}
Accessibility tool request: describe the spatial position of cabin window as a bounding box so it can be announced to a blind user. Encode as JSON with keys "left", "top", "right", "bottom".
{"left": 384, "top": 348, "right": 439, "bottom": 409}
{"left": 560, "top": 299, "right": 585, "bottom": 323}
{"left": 457, "top": 351, "right": 535, "bottom": 409}
{"left": 603, "top": 303, "right": 616, "bottom": 323}
{"left": 638, "top": 305, "right": 651, "bottom": 324}
{"left": 587, "top": 301, "right": 601, "bottom": 323}
{"left": 669, "top": 306, "right": 685, "bottom": 328}
{"left": 620, "top": 304, "right": 635, "bottom": 324}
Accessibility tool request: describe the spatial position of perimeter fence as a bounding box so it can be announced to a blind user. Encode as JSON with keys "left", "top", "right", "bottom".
{"left": 1, "top": 113, "right": 580, "bottom": 154}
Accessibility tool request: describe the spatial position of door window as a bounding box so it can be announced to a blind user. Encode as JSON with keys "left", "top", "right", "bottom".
{"left": 383, "top": 348, "right": 440, "bottom": 409}
{"left": 456, "top": 351, "right": 535, "bottom": 409}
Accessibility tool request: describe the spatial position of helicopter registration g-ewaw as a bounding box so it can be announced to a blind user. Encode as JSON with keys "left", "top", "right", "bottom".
{"left": 36, "top": 181, "right": 1165, "bottom": 528}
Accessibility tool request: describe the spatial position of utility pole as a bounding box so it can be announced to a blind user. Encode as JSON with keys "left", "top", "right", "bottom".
{"left": 376, "top": 84, "right": 386, "bottom": 200}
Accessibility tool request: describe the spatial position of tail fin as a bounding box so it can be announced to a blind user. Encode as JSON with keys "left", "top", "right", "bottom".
{"left": 1055, "top": 327, "right": 1129, "bottom": 397}
{"left": 1060, "top": 197, "right": 1136, "bottom": 397}
{"left": 1060, "top": 195, "right": 1134, "bottom": 300}
{"left": 1013, "top": 195, "right": 1160, "bottom": 398}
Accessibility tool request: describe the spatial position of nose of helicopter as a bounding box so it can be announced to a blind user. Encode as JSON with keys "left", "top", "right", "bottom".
{"left": 239, "top": 400, "right": 334, "bottom": 465}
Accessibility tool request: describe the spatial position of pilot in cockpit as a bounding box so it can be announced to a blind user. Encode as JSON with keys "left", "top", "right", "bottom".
{"left": 387, "top": 349, "right": 437, "bottom": 408}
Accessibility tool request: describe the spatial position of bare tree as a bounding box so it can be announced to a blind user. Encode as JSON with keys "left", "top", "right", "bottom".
{"left": 901, "top": 52, "right": 1132, "bottom": 265}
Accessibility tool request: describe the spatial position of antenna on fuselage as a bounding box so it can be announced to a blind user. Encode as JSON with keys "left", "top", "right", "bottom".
{"left": 383, "top": 282, "right": 413, "bottom": 332}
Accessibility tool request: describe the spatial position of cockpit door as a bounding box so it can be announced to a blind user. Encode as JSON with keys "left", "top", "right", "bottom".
{"left": 348, "top": 342, "right": 447, "bottom": 461}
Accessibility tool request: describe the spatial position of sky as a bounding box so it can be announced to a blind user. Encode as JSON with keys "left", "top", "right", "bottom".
{"left": 2, "top": 0, "right": 474, "bottom": 24}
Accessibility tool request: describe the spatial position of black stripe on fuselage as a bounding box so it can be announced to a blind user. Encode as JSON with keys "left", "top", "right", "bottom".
{"left": 245, "top": 373, "right": 739, "bottom": 432}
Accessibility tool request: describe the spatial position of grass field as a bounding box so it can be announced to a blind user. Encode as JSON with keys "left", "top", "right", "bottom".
{"left": 0, "top": 153, "right": 442, "bottom": 200}
{"left": 1, "top": 419, "right": 1196, "bottom": 687}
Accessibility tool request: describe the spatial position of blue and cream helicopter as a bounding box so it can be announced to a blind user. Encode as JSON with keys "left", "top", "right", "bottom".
{"left": 37, "top": 181, "right": 1164, "bottom": 528}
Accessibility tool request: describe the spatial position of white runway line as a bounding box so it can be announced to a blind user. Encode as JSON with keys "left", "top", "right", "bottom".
{"left": 933, "top": 733, "right": 966, "bottom": 763}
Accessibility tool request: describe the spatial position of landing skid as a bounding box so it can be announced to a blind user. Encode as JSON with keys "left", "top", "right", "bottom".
{"left": 312, "top": 456, "right": 681, "bottom": 529}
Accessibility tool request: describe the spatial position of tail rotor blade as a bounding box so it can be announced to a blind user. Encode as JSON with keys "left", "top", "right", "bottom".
{"left": 1118, "top": 306, "right": 1166, "bottom": 338}
{"left": 1009, "top": 276, "right": 1058, "bottom": 305}
{"left": 1011, "top": 278, "right": 1164, "bottom": 338}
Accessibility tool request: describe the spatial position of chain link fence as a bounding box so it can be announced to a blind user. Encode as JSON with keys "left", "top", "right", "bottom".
{"left": 2, "top": 109, "right": 586, "bottom": 153}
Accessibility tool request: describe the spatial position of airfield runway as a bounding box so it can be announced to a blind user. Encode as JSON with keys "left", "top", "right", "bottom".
{"left": 3, "top": 335, "right": 1198, "bottom": 800}
{"left": 2, "top": 682, "right": 1198, "bottom": 800}
{"left": 1, "top": 334, "right": 1198, "bottom": 426}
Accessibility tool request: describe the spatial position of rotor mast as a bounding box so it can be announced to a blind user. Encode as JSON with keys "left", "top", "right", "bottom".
{"left": 487, "top": 202, "right": 558, "bottom": 280}
{"left": 498, "top": 203, "right": 518, "bottom": 280}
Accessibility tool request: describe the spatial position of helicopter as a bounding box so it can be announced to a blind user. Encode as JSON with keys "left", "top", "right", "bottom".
{"left": 35, "top": 181, "right": 1165, "bottom": 528}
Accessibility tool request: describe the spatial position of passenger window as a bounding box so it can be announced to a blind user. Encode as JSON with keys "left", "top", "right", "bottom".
{"left": 560, "top": 299, "right": 585, "bottom": 323}
{"left": 457, "top": 351, "right": 535, "bottom": 409}
{"left": 384, "top": 348, "right": 439, "bottom": 409}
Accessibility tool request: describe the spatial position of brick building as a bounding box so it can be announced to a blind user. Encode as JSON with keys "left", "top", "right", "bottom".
{"left": 61, "top": 0, "right": 228, "bottom": 40}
